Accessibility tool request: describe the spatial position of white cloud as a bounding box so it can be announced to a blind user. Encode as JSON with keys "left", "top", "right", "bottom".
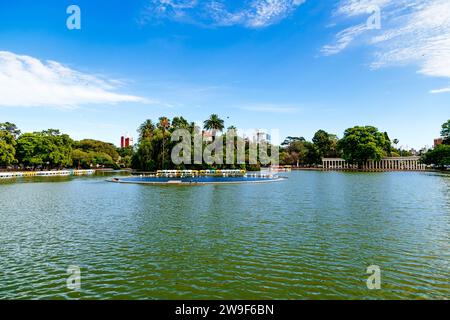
{"left": 141, "top": 0, "right": 305, "bottom": 28}
{"left": 323, "top": 0, "right": 450, "bottom": 93}
{"left": 430, "top": 87, "right": 450, "bottom": 94}
{"left": 321, "top": 23, "right": 367, "bottom": 55}
{"left": 0, "top": 51, "right": 148, "bottom": 108}
{"left": 336, "top": 0, "right": 391, "bottom": 17}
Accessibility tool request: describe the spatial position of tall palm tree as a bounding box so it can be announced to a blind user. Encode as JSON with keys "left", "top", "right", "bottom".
{"left": 203, "top": 114, "right": 225, "bottom": 140}
{"left": 393, "top": 139, "right": 401, "bottom": 156}
{"left": 171, "top": 116, "right": 190, "bottom": 130}
{"left": 158, "top": 117, "right": 171, "bottom": 169}
{"left": 138, "top": 119, "right": 155, "bottom": 142}
{"left": 393, "top": 139, "right": 399, "bottom": 147}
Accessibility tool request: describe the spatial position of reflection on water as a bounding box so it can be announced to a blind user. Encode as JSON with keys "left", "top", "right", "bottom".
{"left": 0, "top": 171, "right": 449, "bottom": 299}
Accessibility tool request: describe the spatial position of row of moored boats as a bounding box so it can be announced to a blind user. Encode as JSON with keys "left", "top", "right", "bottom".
{"left": 0, "top": 170, "right": 95, "bottom": 179}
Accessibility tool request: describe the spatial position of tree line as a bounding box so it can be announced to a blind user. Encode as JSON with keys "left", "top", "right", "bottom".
{"left": 1, "top": 118, "right": 449, "bottom": 171}
{"left": 280, "top": 127, "right": 414, "bottom": 167}
{"left": 132, "top": 114, "right": 265, "bottom": 172}
{"left": 0, "top": 122, "right": 130, "bottom": 170}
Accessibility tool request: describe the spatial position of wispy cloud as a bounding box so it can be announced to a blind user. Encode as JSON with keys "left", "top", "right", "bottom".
{"left": 140, "top": 0, "right": 306, "bottom": 28}
{"left": 323, "top": 0, "right": 450, "bottom": 93}
{"left": 430, "top": 87, "right": 450, "bottom": 94}
{"left": 0, "top": 51, "right": 148, "bottom": 109}
{"left": 321, "top": 23, "right": 367, "bottom": 55}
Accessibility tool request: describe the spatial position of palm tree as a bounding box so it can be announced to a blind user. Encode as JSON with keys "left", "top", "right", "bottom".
{"left": 158, "top": 117, "right": 171, "bottom": 169}
{"left": 171, "top": 116, "right": 190, "bottom": 130}
{"left": 393, "top": 139, "right": 401, "bottom": 156}
{"left": 393, "top": 139, "right": 399, "bottom": 147}
{"left": 138, "top": 119, "right": 155, "bottom": 142}
{"left": 203, "top": 114, "right": 225, "bottom": 140}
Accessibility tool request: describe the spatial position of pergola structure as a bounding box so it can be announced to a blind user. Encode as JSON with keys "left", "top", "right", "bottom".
{"left": 322, "top": 156, "right": 426, "bottom": 171}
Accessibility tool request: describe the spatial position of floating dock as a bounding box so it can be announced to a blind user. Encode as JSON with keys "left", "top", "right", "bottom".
{"left": 110, "top": 170, "right": 285, "bottom": 185}
{"left": 155, "top": 169, "right": 247, "bottom": 177}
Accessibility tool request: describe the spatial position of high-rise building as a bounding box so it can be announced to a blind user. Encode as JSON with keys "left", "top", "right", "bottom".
{"left": 254, "top": 130, "right": 271, "bottom": 143}
{"left": 120, "top": 134, "right": 134, "bottom": 148}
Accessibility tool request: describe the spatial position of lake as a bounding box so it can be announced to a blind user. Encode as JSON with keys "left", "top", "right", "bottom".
{"left": 0, "top": 171, "right": 449, "bottom": 299}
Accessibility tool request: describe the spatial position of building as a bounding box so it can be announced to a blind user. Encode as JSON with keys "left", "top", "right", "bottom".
{"left": 254, "top": 130, "right": 271, "bottom": 143}
{"left": 322, "top": 157, "right": 426, "bottom": 171}
{"left": 202, "top": 130, "right": 214, "bottom": 142}
{"left": 120, "top": 134, "right": 134, "bottom": 148}
{"left": 434, "top": 138, "right": 443, "bottom": 147}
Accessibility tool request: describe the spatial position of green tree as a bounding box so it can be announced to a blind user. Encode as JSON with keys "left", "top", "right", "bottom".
{"left": 338, "top": 126, "right": 391, "bottom": 167}
{"left": 171, "top": 116, "right": 190, "bottom": 130}
{"left": 312, "top": 130, "right": 331, "bottom": 157}
{"left": 312, "top": 130, "right": 341, "bottom": 158}
{"left": 73, "top": 139, "right": 119, "bottom": 162}
{"left": 132, "top": 140, "right": 156, "bottom": 171}
{"left": 422, "top": 145, "right": 450, "bottom": 169}
{"left": 158, "top": 117, "right": 171, "bottom": 169}
{"left": 281, "top": 136, "right": 305, "bottom": 146}
{"left": 72, "top": 139, "right": 120, "bottom": 169}
{"left": 0, "top": 131, "right": 16, "bottom": 166}
{"left": 138, "top": 119, "right": 156, "bottom": 142}
{"left": 203, "top": 114, "right": 225, "bottom": 139}
{"left": 393, "top": 139, "right": 399, "bottom": 147}
{"left": 16, "top": 131, "right": 73, "bottom": 169}
{"left": 16, "top": 133, "right": 45, "bottom": 168}
{"left": 117, "top": 146, "right": 134, "bottom": 168}
{"left": 72, "top": 149, "right": 91, "bottom": 169}
{"left": 0, "top": 122, "right": 20, "bottom": 167}
{"left": 441, "top": 120, "right": 450, "bottom": 144}
{"left": 280, "top": 139, "right": 321, "bottom": 166}
{"left": 0, "top": 122, "right": 21, "bottom": 139}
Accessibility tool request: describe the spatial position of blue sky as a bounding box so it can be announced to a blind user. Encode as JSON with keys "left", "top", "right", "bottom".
{"left": 0, "top": 0, "right": 449, "bottom": 149}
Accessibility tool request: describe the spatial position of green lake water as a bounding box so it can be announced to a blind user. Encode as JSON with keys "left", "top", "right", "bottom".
{"left": 0, "top": 171, "right": 449, "bottom": 299}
